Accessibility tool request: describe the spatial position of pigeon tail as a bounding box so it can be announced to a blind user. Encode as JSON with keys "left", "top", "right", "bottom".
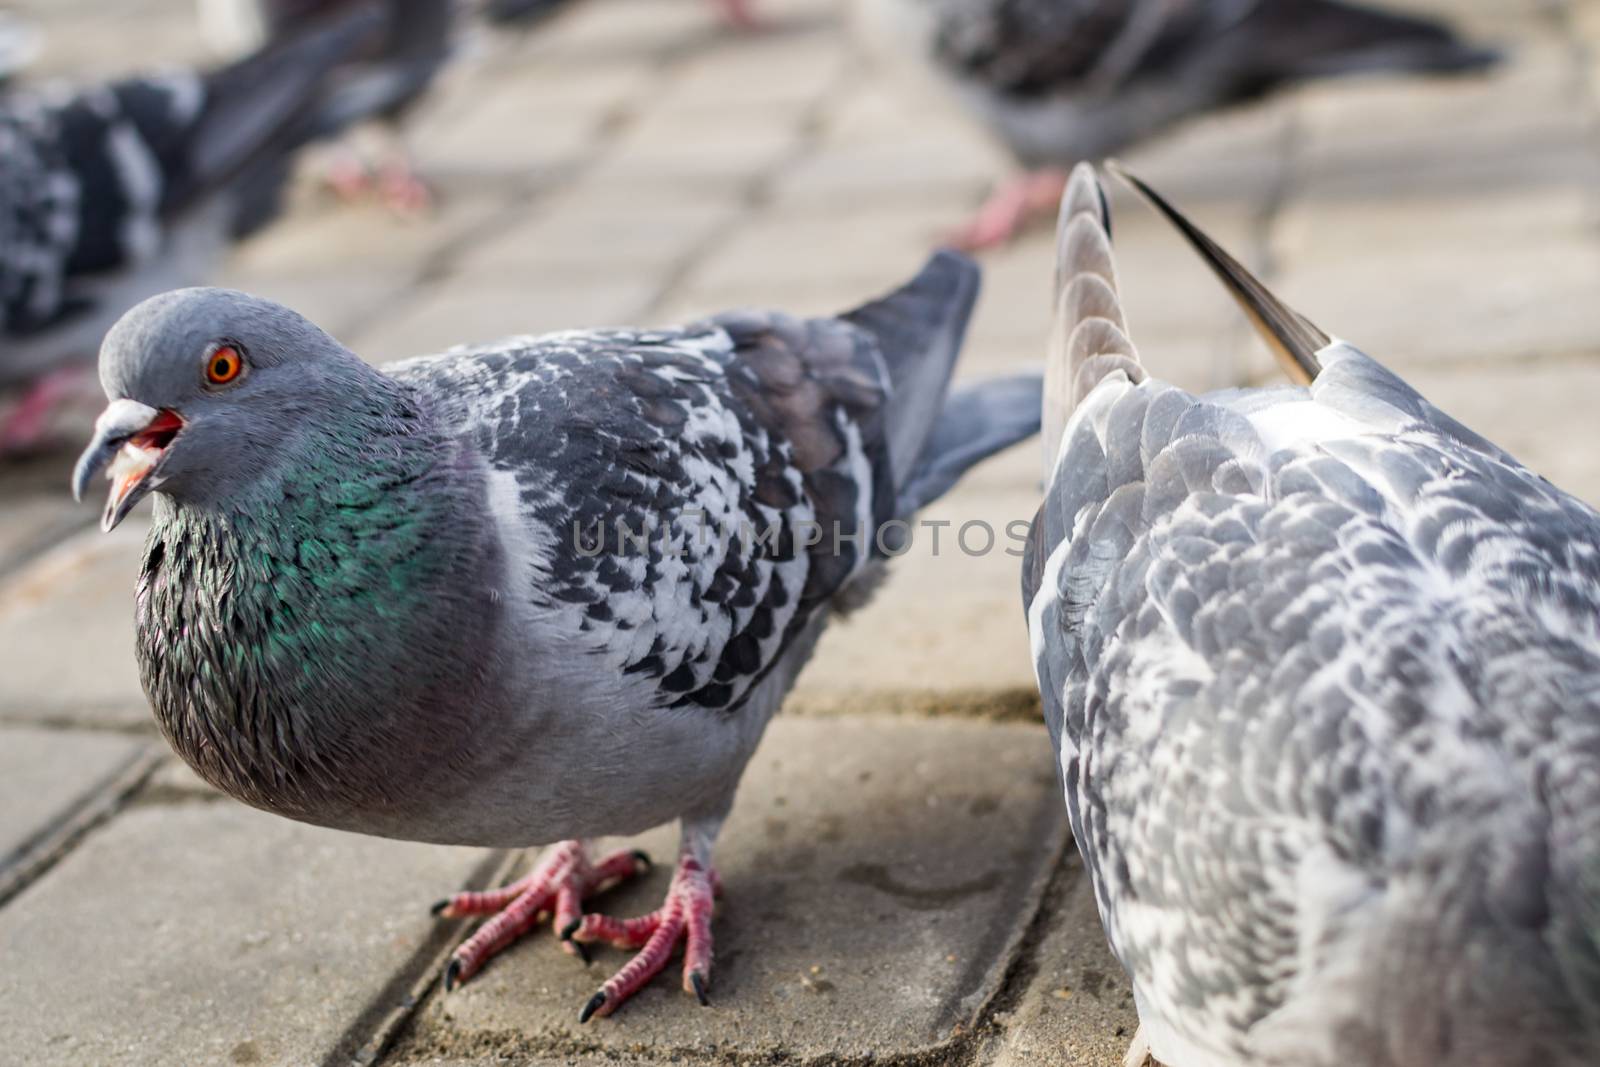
{"left": 1247, "top": 0, "right": 1501, "bottom": 82}
{"left": 896, "top": 373, "right": 1042, "bottom": 516}
{"left": 1043, "top": 162, "right": 1141, "bottom": 478}
{"left": 1106, "top": 161, "right": 1330, "bottom": 388}
{"left": 841, "top": 249, "right": 982, "bottom": 490}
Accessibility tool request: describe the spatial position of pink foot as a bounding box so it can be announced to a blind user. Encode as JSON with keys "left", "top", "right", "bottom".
{"left": 0, "top": 367, "right": 88, "bottom": 454}
{"left": 712, "top": 0, "right": 759, "bottom": 31}
{"left": 323, "top": 147, "right": 374, "bottom": 203}
{"left": 948, "top": 168, "right": 1071, "bottom": 251}
{"left": 376, "top": 161, "right": 434, "bottom": 219}
{"left": 435, "top": 841, "right": 652, "bottom": 990}
{"left": 568, "top": 852, "right": 721, "bottom": 1021}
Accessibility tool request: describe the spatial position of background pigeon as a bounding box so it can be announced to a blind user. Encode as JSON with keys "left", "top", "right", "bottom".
{"left": 482, "top": 0, "right": 759, "bottom": 31}
{"left": 71, "top": 253, "right": 1042, "bottom": 1019}
{"left": 1023, "top": 162, "right": 1600, "bottom": 1065}
{"left": 197, "top": 0, "right": 455, "bottom": 214}
{"left": 858, "top": 0, "right": 1499, "bottom": 248}
{"left": 0, "top": 3, "right": 389, "bottom": 454}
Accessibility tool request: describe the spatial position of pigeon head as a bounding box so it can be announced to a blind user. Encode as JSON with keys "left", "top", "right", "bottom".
{"left": 72, "top": 287, "right": 375, "bottom": 530}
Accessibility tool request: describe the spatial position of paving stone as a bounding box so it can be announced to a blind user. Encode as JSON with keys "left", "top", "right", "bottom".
{"left": 0, "top": 727, "right": 152, "bottom": 895}
{"left": 394, "top": 716, "right": 1066, "bottom": 1064}
{"left": 987, "top": 859, "right": 1137, "bottom": 1067}
{"left": 0, "top": 803, "right": 498, "bottom": 1067}
{"left": 349, "top": 275, "right": 664, "bottom": 362}
{"left": 0, "top": 524, "right": 149, "bottom": 727}
{"left": 455, "top": 184, "right": 741, "bottom": 280}
{"left": 0, "top": 452, "right": 97, "bottom": 577}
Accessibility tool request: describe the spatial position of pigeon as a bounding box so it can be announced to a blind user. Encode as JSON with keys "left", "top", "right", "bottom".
{"left": 197, "top": 0, "right": 455, "bottom": 215}
{"left": 72, "top": 252, "right": 1043, "bottom": 1018}
{"left": 1022, "top": 161, "right": 1600, "bottom": 1067}
{"left": 0, "top": 3, "right": 389, "bottom": 454}
{"left": 858, "top": 0, "right": 1498, "bottom": 248}
{"left": 483, "top": 0, "right": 759, "bottom": 31}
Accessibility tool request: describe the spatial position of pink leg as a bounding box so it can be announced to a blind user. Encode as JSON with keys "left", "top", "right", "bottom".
{"left": 569, "top": 851, "right": 721, "bottom": 1021}
{"left": 435, "top": 840, "right": 652, "bottom": 989}
{"left": 376, "top": 153, "right": 433, "bottom": 219}
{"left": 948, "top": 168, "right": 1071, "bottom": 251}
{"left": 0, "top": 367, "right": 89, "bottom": 454}
{"left": 711, "top": 0, "right": 758, "bottom": 30}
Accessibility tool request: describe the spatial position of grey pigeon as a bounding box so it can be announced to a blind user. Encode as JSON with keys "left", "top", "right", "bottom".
{"left": 72, "top": 252, "right": 1043, "bottom": 1018}
{"left": 0, "top": 3, "right": 386, "bottom": 453}
{"left": 483, "top": 0, "right": 758, "bottom": 30}
{"left": 859, "top": 0, "right": 1497, "bottom": 248}
{"left": 1023, "top": 161, "right": 1600, "bottom": 1066}
{"left": 197, "top": 0, "right": 455, "bottom": 214}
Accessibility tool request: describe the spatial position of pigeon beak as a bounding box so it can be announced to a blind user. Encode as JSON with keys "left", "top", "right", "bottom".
{"left": 72, "top": 400, "right": 186, "bottom": 532}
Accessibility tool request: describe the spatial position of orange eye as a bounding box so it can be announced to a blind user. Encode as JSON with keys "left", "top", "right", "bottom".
{"left": 206, "top": 345, "right": 243, "bottom": 385}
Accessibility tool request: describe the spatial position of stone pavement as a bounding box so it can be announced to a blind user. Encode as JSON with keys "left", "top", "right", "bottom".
{"left": 2, "top": 0, "right": 1599, "bottom": 1064}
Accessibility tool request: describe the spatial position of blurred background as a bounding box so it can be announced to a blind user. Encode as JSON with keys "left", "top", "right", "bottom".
{"left": 0, "top": 2, "right": 1597, "bottom": 1062}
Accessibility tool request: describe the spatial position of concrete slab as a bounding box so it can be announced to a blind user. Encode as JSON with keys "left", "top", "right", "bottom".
{"left": 987, "top": 860, "right": 1139, "bottom": 1067}
{"left": 0, "top": 524, "right": 150, "bottom": 727}
{"left": 0, "top": 802, "right": 499, "bottom": 1067}
{"left": 394, "top": 716, "right": 1066, "bottom": 1063}
{"left": 0, "top": 727, "right": 153, "bottom": 901}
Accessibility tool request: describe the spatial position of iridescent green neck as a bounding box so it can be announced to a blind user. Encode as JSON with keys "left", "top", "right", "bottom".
{"left": 135, "top": 391, "right": 500, "bottom": 822}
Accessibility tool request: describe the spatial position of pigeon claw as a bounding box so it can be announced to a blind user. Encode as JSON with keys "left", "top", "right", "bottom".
{"left": 431, "top": 841, "right": 653, "bottom": 993}
{"left": 566, "top": 854, "right": 720, "bottom": 1019}
{"left": 579, "top": 990, "right": 608, "bottom": 1024}
{"left": 690, "top": 970, "right": 711, "bottom": 1007}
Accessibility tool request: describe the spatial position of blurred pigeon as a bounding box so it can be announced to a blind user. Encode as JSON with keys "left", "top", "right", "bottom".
{"left": 860, "top": 0, "right": 1498, "bottom": 248}
{"left": 1023, "top": 161, "right": 1600, "bottom": 1066}
{"left": 197, "top": 0, "right": 454, "bottom": 214}
{"left": 0, "top": 11, "right": 39, "bottom": 87}
{"left": 72, "top": 253, "right": 1042, "bottom": 1018}
{"left": 0, "top": 4, "right": 386, "bottom": 453}
{"left": 484, "top": 0, "right": 759, "bottom": 31}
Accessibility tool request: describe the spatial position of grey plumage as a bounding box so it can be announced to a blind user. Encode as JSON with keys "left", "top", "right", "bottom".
{"left": 1024, "top": 163, "right": 1600, "bottom": 1066}
{"left": 0, "top": 4, "right": 385, "bottom": 393}
{"left": 866, "top": 0, "right": 1498, "bottom": 169}
{"left": 73, "top": 255, "right": 1039, "bottom": 1003}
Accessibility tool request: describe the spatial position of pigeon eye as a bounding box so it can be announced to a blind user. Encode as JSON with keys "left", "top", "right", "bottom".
{"left": 205, "top": 344, "right": 245, "bottom": 386}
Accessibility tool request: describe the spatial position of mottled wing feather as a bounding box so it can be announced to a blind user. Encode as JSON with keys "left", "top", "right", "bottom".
{"left": 395, "top": 317, "right": 895, "bottom": 716}
{"left": 1029, "top": 351, "right": 1600, "bottom": 1059}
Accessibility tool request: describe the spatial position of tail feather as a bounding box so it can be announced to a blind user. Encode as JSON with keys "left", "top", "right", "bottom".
{"left": 842, "top": 249, "right": 982, "bottom": 488}
{"left": 897, "top": 373, "right": 1043, "bottom": 515}
{"left": 1252, "top": 0, "right": 1502, "bottom": 80}
{"left": 1046, "top": 163, "right": 1142, "bottom": 477}
{"left": 1107, "top": 161, "right": 1329, "bottom": 386}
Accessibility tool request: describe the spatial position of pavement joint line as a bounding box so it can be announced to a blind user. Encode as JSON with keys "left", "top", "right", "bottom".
{"left": 0, "top": 710, "right": 157, "bottom": 735}
{"left": 641, "top": 54, "right": 864, "bottom": 322}
{"left": 966, "top": 851, "right": 1100, "bottom": 1067}
{"left": 0, "top": 743, "right": 163, "bottom": 910}
{"left": 339, "top": 13, "right": 721, "bottom": 351}
{"left": 339, "top": 849, "right": 523, "bottom": 1067}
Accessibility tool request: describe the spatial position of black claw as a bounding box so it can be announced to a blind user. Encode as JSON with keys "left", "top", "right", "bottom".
{"left": 631, "top": 849, "right": 653, "bottom": 872}
{"left": 444, "top": 958, "right": 462, "bottom": 993}
{"left": 690, "top": 971, "right": 710, "bottom": 1007}
{"left": 430, "top": 899, "right": 451, "bottom": 917}
{"left": 579, "top": 990, "right": 607, "bottom": 1024}
{"left": 559, "top": 918, "right": 582, "bottom": 941}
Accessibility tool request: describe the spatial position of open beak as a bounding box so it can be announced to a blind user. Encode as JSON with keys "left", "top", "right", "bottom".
{"left": 71, "top": 400, "right": 185, "bottom": 532}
